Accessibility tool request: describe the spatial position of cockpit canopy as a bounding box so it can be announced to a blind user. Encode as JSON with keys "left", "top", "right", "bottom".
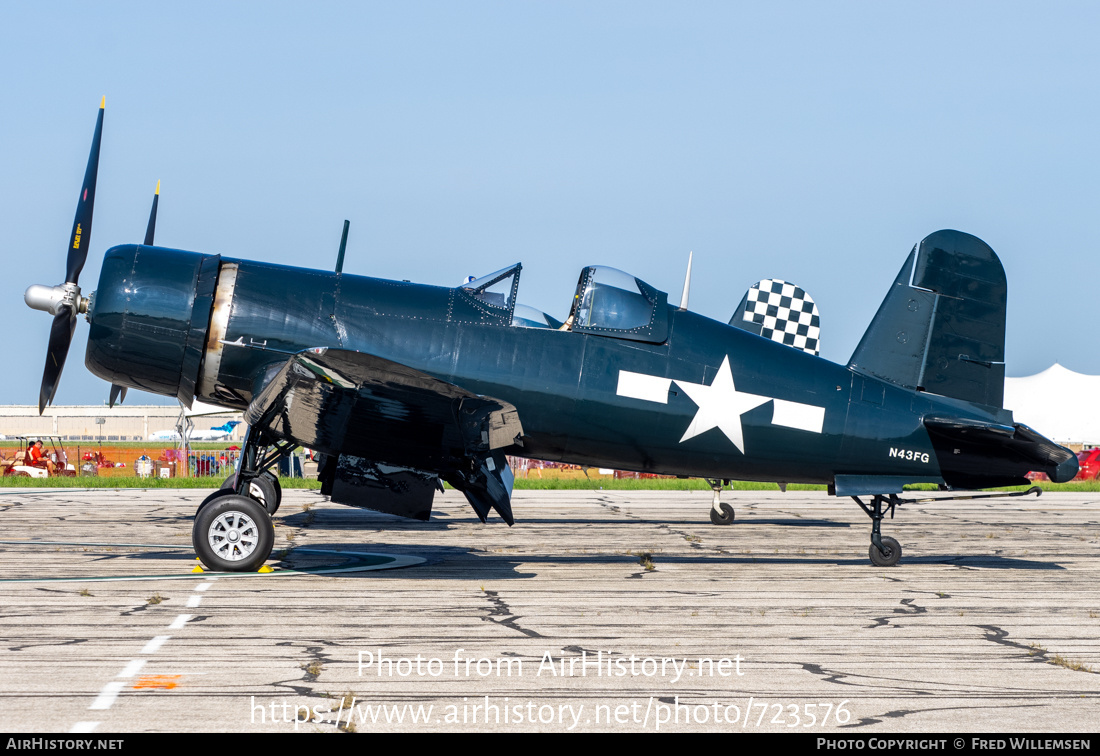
{"left": 455, "top": 262, "right": 668, "bottom": 343}
{"left": 567, "top": 266, "right": 668, "bottom": 343}
{"left": 461, "top": 264, "right": 520, "bottom": 314}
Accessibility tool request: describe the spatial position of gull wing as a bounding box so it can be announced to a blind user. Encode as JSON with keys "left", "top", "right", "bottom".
{"left": 244, "top": 348, "right": 523, "bottom": 523}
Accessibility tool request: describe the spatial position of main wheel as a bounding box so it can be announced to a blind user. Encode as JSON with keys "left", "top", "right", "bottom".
{"left": 869, "top": 536, "right": 902, "bottom": 567}
{"left": 196, "top": 487, "right": 238, "bottom": 516}
{"left": 193, "top": 495, "right": 274, "bottom": 572}
{"left": 221, "top": 472, "right": 281, "bottom": 514}
{"left": 709, "top": 502, "right": 735, "bottom": 526}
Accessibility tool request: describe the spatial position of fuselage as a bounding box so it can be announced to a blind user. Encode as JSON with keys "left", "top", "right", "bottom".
{"left": 85, "top": 245, "right": 1034, "bottom": 486}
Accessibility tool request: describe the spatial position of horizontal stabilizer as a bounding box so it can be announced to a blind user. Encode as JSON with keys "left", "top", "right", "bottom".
{"left": 849, "top": 230, "right": 1007, "bottom": 407}
{"left": 730, "top": 279, "right": 820, "bottom": 355}
{"left": 921, "top": 416, "right": 1015, "bottom": 440}
{"left": 924, "top": 416, "right": 1078, "bottom": 485}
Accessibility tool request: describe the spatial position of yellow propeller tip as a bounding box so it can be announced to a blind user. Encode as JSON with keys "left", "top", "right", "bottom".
{"left": 155, "top": 179, "right": 161, "bottom": 195}
{"left": 100, "top": 96, "right": 105, "bottom": 109}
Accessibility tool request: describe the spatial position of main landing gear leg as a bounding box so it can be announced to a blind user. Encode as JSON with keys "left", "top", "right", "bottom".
{"left": 223, "top": 426, "right": 286, "bottom": 515}
{"left": 192, "top": 426, "right": 292, "bottom": 572}
{"left": 707, "top": 478, "right": 734, "bottom": 526}
{"left": 852, "top": 494, "right": 902, "bottom": 567}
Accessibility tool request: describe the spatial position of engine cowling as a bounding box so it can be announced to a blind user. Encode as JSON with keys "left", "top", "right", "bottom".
{"left": 85, "top": 244, "right": 219, "bottom": 405}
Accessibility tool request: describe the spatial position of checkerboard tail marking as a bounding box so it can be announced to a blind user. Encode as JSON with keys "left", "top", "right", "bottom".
{"left": 733, "top": 279, "right": 820, "bottom": 356}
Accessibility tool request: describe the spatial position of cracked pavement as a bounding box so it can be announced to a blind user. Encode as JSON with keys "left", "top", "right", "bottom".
{"left": 0, "top": 488, "right": 1097, "bottom": 732}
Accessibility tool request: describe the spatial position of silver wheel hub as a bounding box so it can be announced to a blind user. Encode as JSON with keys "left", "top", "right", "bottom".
{"left": 208, "top": 511, "right": 258, "bottom": 561}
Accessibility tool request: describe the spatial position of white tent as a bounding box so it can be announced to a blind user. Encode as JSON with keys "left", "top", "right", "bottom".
{"left": 1004, "top": 363, "right": 1100, "bottom": 446}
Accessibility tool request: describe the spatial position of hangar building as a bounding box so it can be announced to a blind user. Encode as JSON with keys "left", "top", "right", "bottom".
{"left": 0, "top": 404, "right": 245, "bottom": 442}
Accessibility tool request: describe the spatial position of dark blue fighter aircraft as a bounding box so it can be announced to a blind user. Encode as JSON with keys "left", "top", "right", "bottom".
{"left": 25, "top": 101, "right": 1078, "bottom": 571}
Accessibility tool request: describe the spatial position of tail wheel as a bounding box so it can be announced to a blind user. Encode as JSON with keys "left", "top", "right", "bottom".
{"left": 709, "top": 502, "right": 735, "bottom": 526}
{"left": 869, "top": 536, "right": 902, "bottom": 567}
{"left": 192, "top": 495, "right": 274, "bottom": 572}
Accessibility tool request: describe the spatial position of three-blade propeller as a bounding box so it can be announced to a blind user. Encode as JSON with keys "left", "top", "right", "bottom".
{"left": 35, "top": 98, "right": 105, "bottom": 415}
{"left": 26, "top": 98, "right": 160, "bottom": 413}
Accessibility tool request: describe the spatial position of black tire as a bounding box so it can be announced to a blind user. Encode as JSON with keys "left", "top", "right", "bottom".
{"left": 196, "top": 487, "right": 238, "bottom": 516}
{"left": 869, "top": 536, "right": 902, "bottom": 567}
{"left": 192, "top": 495, "right": 274, "bottom": 572}
{"left": 267, "top": 472, "right": 282, "bottom": 510}
{"left": 221, "top": 472, "right": 281, "bottom": 515}
{"left": 709, "top": 502, "right": 735, "bottom": 526}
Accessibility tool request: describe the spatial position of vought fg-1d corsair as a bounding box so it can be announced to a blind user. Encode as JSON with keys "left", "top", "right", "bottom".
{"left": 25, "top": 100, "right": 1078, "bottom": 571}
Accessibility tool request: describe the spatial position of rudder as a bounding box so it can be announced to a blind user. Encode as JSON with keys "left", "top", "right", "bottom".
{"left": 848, "top": 230, "right": 1006, "bottom": 408}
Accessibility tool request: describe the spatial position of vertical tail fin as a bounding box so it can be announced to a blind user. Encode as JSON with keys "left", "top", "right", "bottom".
{"left": 848, "top": 230, "right": 1007, "bottom": 408}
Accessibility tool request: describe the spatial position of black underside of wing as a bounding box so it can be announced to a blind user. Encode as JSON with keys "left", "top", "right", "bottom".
{"left": 246, "top": 349, "right": 520, "bottom": 467}
{"left": 245, "top": 348, "right": 523, "bottom": 523}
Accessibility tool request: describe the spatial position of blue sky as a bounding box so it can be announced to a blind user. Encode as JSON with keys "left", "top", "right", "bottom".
{"left": 3, "top": 1, "right": 1098, "bottom": 407}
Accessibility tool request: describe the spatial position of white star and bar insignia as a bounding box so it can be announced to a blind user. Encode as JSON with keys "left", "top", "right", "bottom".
{"left": 615, "top": 356, "right": 825, "bottom": 454}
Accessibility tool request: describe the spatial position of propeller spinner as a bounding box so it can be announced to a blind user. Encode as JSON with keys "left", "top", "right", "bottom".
{"left": 24, "top": 97, "right": 105, "bottom": 414}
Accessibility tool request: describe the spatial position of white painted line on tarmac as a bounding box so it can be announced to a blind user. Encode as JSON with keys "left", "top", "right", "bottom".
{"left": 141, "top": 635, "right": 171, "bottom": 654}
{"left": 168, "top": 614, "right": 192, "bottom": 629}
{"left": 89, "top": 681, "right": 125, "bottom": 710}
{"left": 1, "top": 548, "right": 422, "bottom": 583}
{"left": 65, "top": 557, "right": 227, "bottom": 732}
{"left": 118, "top": 659, "right": 146, "bottom": 678}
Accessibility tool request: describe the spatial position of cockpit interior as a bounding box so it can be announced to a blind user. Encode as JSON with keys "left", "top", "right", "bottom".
{"left": 459, "top": 263, "right": 669, "bottom": 343}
